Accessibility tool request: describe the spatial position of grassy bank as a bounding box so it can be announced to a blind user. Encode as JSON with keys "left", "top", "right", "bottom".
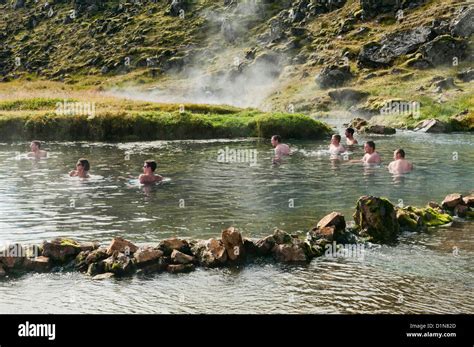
{"left": 0, "top": 98, "right": 332, "bottom": 141}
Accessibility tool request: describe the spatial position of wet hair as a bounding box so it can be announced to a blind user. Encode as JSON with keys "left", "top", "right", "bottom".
{"left": 395, "top": 149, "right": 406, "bottom": 158}
{"left": 346, "top": 128, "right": 355, "bottom": 136}
{"left": 332, "top": 134, "right": 341, "bottom": 142}
{"left": 272, "top": 135, "right": 282, "bottom": 143}
{"left": 77, "top": 158, "right": 90, "bottom": 171}
{"left": 144, "top": 160, "right": 157, "bottom": 172}
{"left": 31, "top": 140, "right": 41, "bottom": 149}
{"left": 366, "top": 141, "right": 376, "bottom": 150}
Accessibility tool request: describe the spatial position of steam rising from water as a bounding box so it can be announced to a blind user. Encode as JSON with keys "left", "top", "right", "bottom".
{"left": 108, "top": 1, "right": 285, "bottom": 108}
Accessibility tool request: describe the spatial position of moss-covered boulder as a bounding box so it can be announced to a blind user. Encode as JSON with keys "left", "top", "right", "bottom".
{"left": 398, "top": 206, "right": 452, "bottom": 230}
{"left": 75, "top": 248, "right": 109, "bottom": 272}
{"left": 103, "top": 251, "right": 136, "bottom": 276}
{"left": 42, "top": 238, "right": 81, "bottom": 263}
{"left": 449, "top": 111, "right": 474, "bottom": 132}
{"left": 353, "top": 196, "right": 400, "bottom": 243}
{"left": 396, "top": 208, "right": 425, "bottom": 232}
{"left": 362, "top": 124, "right": 396, "bottom": 134}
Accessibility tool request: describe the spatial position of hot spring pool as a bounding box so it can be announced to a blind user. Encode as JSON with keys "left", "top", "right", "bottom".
{"left": 0, "top": 130, "right": 473, "bottom": 313}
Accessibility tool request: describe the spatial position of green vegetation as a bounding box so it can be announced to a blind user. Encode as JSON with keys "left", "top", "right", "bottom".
{"left": 0, "top": 102, "right": 332, "bottom": 141}
{"left": 369, "top": 92, "right": 474, "bottom": 131}
{"left": 0, "top": 98, "right": 69, "bottom": 111}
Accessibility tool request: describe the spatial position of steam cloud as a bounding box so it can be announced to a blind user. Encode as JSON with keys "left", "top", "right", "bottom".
{"left": 108, "top": 0, "right": 286, "bottom": 108}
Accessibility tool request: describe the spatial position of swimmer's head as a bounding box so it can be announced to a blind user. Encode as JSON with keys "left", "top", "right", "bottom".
{"left": 76, "top": 158, "right": 90, "bottom": 172}
{"left": 394, "top": 148, "right": 405, "bottom": 159}
{"left": 30, "top": 140, "right": 41, "bottom": 151}
{"left": 364, "top": 141, "right": 376, "bottom": 154}
{"left": 271, "top": 135, "right": 281, "bottom": 147}
{"left": 143, "top": 160, "right": 157, "bottom": 172}
{"left": 331, "top": 134, "right": 341, "bottom": 145}
{"left": 345, "top": 128, "right": 355, "bottom": 138}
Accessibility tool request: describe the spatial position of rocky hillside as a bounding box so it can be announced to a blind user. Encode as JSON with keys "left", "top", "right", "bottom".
{"left": 0, "top": 0, "right": 473, "bottom": 130}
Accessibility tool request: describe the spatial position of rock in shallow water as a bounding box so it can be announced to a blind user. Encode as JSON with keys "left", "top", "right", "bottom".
{"left": 362, "top": 125, "right": 396, "bottom": 135}
{"left": 24, "top": 256, "right": 51, "bottom": 272}
{"left": 103, "top": 251, "right": 135, "bottom": 276}
{"left": 221, "top": 227, "right": 246, "bottom": 262}
{"left": 191, "top": 238, "right": 227, "bottom": 267}
{"left": 441, "top": 193, "right": 463, "bottom": 209}
{"left": 41, "top": 238, "right": 83, "bottom": 263}
{"left": 414, "top": 119, "right": 448, "bottom": 133}
{"left": 134, "top": 247, "right": 163, "bottom": 266}
{"left": 106, "top": 237, "right": 138, "bottom": 256}
{"left": 76, "top": 248, "right": 109, "bottom": 272}
{"left": 171, "top": 249, "right": 194, "bottom": 265}
{"left": 158, "top": 238, "right": 191, "bottom": 256}
{"left": 353, "top": 196, "right": 400, "bottom": 243}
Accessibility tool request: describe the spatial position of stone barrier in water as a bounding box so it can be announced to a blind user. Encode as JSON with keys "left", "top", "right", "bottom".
{"left": 0, "top": 193, "right": 472, "bottom": 280}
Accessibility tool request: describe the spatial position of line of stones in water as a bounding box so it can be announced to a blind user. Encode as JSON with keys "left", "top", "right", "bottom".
{"left": 0, "top": 192, "right": 472, "bottom": 280}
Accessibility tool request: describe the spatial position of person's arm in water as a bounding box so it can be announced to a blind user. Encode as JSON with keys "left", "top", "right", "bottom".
{"left": 69, "top": 170, "right": 77, "bottom": 177}
{"left": 348, "top": 155, "right": 364, "bottom": 163}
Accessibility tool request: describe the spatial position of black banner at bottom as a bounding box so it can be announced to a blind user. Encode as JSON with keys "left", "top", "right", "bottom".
{"left": 0, "top": 314, "right": 472, "bottom": 346}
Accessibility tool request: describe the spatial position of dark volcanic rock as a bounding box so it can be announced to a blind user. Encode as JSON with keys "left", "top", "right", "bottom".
{"left": 315, "top": 65, "right": 353, "bottom": 89}
{"left": 419, "top": 35, "right": 468, "bottom": 66}
{"left": 457, "top": 68, "right": 474, "bottom": 82}
{"left": 450, "top": 7, "right": 474, "bottom": 38}
{"left": 358, "top": 27, "right": 435, "bottom": 68}
{"left": 328, "top": 89, "right": 369, "bottom": 105}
